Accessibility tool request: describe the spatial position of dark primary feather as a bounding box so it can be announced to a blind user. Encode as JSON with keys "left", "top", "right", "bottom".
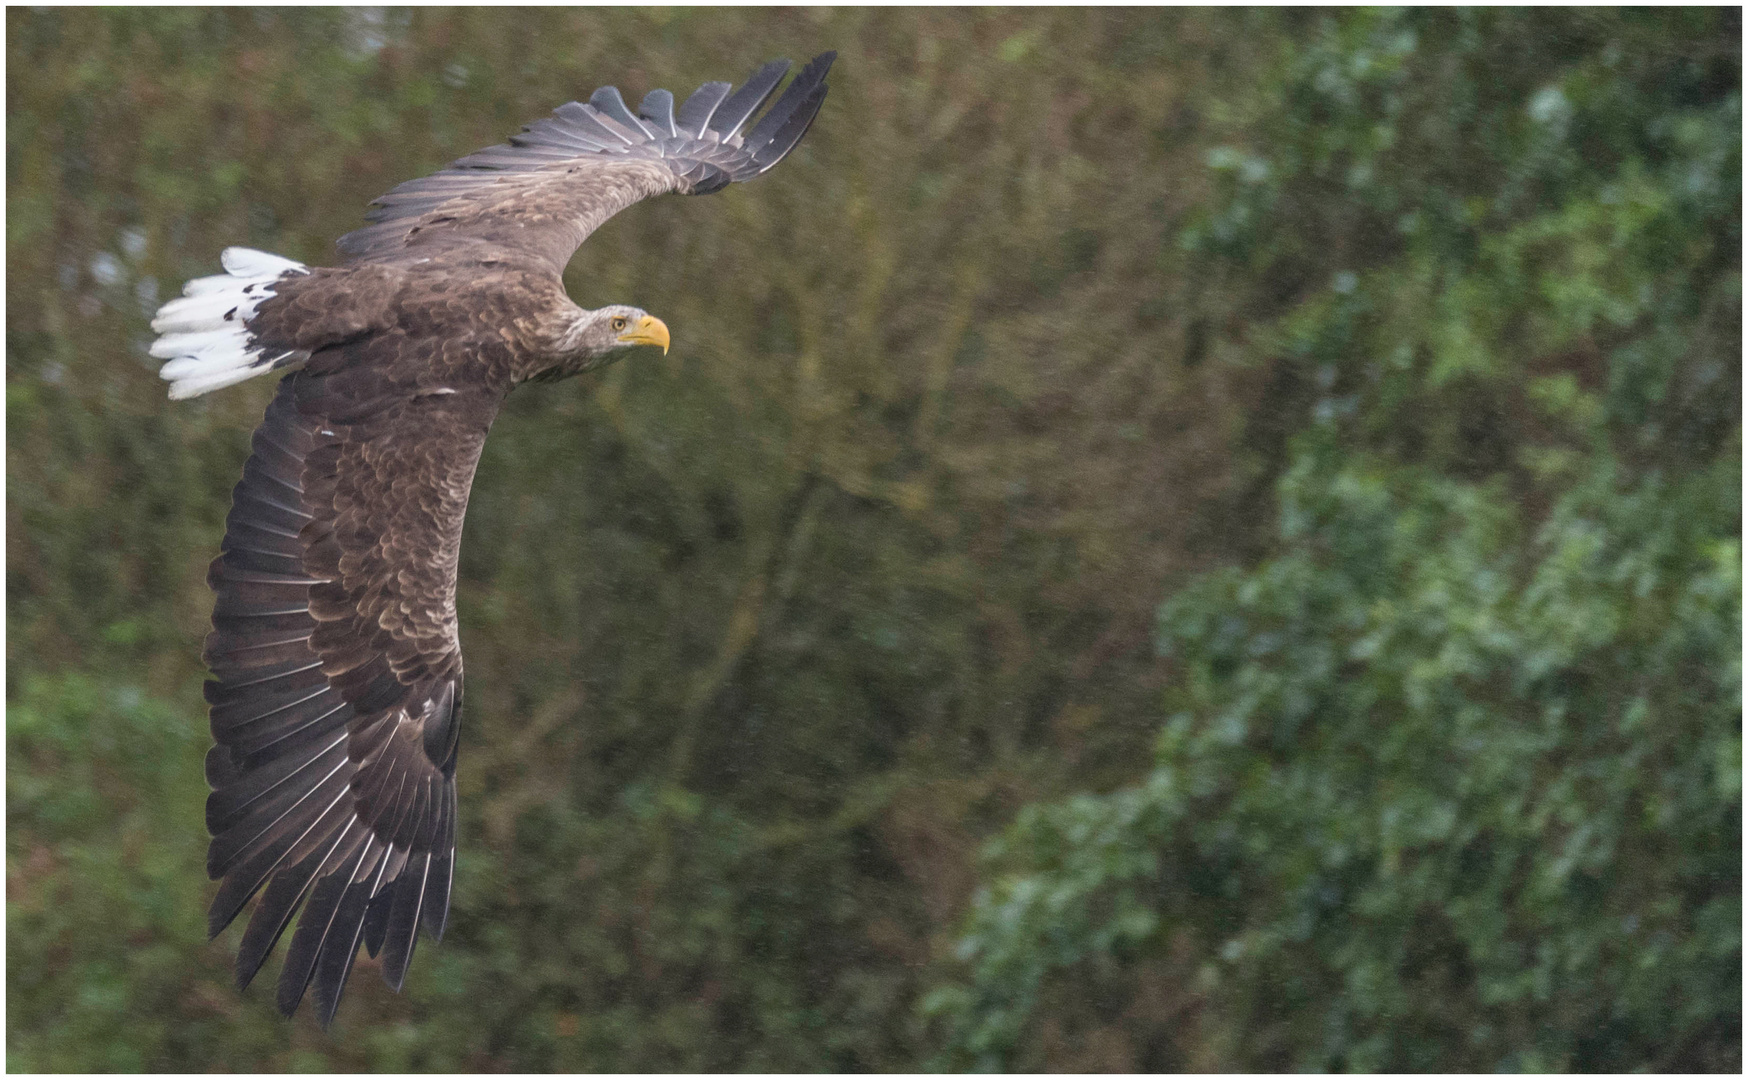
{"left": 638, "top": 88, "right": 678, "bottom": 137}
{"left": 675, "top": 80, "right": 732, "bottom": 134}
{"left": 706, "top": 59, "right": 792, "bottom": 140}
{"left": 743, "top": 52, "right": 835, "bottom": 169}
{"left": 588, "top": 85, "right": 651, "bottom": 136}
{"left": 194, "top": 53, "right": 834, "bottom": 1028}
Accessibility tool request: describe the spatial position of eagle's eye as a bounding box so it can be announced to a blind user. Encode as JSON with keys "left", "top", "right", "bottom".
{"left": 610, "top": 316, "right": 628, "bottom": 332}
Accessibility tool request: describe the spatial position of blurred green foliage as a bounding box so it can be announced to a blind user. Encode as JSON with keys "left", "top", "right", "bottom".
{"left": 7, "top": 7, "right": 1738, "bottom": 1072}
{"left": 927, "top": 8, "right": 1740, "bottom": 1072}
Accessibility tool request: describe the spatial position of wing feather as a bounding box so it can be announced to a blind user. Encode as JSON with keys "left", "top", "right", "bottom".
{"left": 589, "top": 85, "right": 655, "bottom": 138}
{"left": 676, "top": 80, "right": 733, "bottom": 135}
{"left": 638, "top": 88, "right": 678, "bottom": 137}
{"left": 275, "top": 824, "right": 370, "bottom": 1016}
{"left": 515, "top": 116, "right": 612, "bottom": 154}
{"left": 425, "top": 782, "right": 457, "bottom": 939}
{"left": 207, "top": 746, "right": 352, "bottom": 879}
{"left": 205, "top": 731, "right": 348, "bottom": 834}
{"left": 231, "top": 800, "right": 355, "bottom": 989}
{"left": 744, "top": 52, "right": 836, "bottom": 165}
{"left": 552, "top": 100, "right": 638, "bottom": 146}
{"left": 707, "top": 59, "right": 791, "bottom": 140}
{"left": 309, "top": 842, "right": 389, "bottom": 1028}
{"left": 380, "top": 849, "right": 431, "bottom": 990}
{"left": 361, "top": 876, "right": 396, "bottom": 961}
{"left": 223, "top": 692, "right": 350, "bottom": 764}
{"left": 209, "top": 765, "right": 357, "bottom": 945}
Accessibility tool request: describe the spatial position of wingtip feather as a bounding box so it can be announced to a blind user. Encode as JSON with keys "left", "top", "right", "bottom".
{"left": 708, "top": 58, "right": 793, "bottom": 141}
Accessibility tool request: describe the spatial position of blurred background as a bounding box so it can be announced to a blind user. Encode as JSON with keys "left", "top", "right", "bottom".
{"left": 6, "top": 7, "right": 1739, "bottom": 1071}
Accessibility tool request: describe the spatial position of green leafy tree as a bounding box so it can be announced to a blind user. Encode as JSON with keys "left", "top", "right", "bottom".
{"left": 929, "top": 9, "right": 1740, "bottom": 1071}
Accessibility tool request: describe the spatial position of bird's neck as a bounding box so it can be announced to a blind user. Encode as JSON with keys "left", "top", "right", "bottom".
{"left": 551, "top": 309, "right": 601, "bottom": 356}
{"left": 525, "top": 306, "right": 617, "bottom": 383}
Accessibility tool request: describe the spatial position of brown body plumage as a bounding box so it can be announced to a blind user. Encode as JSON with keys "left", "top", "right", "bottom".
{"left": 154, "top": 52, "right": 835, "bottom": 1028}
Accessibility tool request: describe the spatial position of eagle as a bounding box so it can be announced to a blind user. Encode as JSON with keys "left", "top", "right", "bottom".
{"left": 149, "top": 52, "right": 835, "bottom": 1028}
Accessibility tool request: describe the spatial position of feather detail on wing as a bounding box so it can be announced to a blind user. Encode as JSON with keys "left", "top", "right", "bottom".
{"left": 204, "top": 364, "right": 497, "bottom": 1027}
{"left": 335, "top": 52, "right": 835, "bottom": 271}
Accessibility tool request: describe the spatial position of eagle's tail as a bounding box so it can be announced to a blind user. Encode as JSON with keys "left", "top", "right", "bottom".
{"left": 152, "top": 248, "right": 311, "bottom": 400}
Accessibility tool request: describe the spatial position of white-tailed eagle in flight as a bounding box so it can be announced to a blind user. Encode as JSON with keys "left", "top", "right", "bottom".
{"left": 150, "top": 52, "right": 835, "bottom": 1027}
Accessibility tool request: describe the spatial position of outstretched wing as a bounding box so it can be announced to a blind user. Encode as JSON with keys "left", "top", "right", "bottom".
{"left": 203, "top": 349, "right": 502, "bottom": 1027}
{"left": 336, "top": 52, "right": 835, "bottom": 272}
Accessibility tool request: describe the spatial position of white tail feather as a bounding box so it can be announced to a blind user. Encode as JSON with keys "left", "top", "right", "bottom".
{"left": 160, "top": 351, "right": 261, "bottom": 380}
{"left": 166, "top": 366, "right": 277, "bottom": 400}
{"left": 151, "top": 328, "right": 239, "bottom": 360}
{"left": 181, "top": 274, "right": 240, "bottom": 297}
{"left": 153, "top": 247, "right": 309, "bottom": 400}
{"left": 221, "top": 247, "right": 304, "bottom": 279}
{"left": 150, "top": 292, "right": 250, "bottom": 334}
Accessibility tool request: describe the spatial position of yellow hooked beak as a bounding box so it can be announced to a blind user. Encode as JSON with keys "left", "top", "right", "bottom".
{"left": 618, "top": 314, "right": 670, "bottom": 354}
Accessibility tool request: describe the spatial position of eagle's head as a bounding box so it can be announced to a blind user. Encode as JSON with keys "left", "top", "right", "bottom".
{"left": 570, "top": 304, "right": 670, "bottom": 361}
{"left": 536, "top": 304, "right": 671, "bottom": 383}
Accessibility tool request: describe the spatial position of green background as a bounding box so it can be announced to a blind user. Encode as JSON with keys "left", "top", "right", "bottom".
{"left": 7, "top": 7, "right": 1739, "bottom": 1071}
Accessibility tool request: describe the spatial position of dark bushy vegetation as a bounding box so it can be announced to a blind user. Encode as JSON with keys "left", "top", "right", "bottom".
{"left": 9, "top": 8, "right": 1737, "bottom": 1070}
